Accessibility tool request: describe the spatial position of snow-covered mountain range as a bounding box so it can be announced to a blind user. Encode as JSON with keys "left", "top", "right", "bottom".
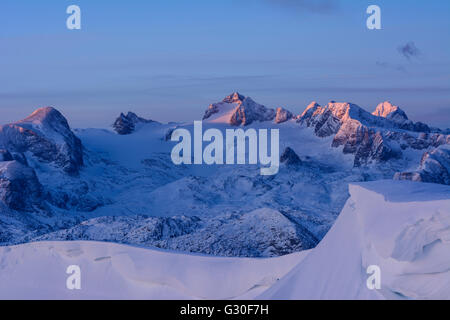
{"left": 0, "top": 93, "right": 449, "bottom": 259}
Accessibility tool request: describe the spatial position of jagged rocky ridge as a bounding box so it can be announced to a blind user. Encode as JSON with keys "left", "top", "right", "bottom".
{"left": 296, "top": 101, "right": 449, "bottom": 167}
{"left": 203, "top": 92, "right": 277, "bottom": 125}
{"left": 202, "top": 93, "right": 449, "bottom": 173}
{"left": 113, "top": 112, "right": 157, "bottom": 135}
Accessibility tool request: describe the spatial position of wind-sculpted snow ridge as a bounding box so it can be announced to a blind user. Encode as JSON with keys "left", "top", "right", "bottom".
{"left": 0, "top": 161, "right": 43, "bottom": 212}
{"left": 259, "top": 180, "right": 450, "bottom": 300}
{"left": 0, "top": 241, "right": 308, "bottom": 299}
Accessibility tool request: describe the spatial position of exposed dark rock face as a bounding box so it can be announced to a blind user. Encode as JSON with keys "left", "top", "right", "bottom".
{"left": 33, "top": 209, "right": 319, "bottom": 258}
{"left": 0, "top": 107, "right": 83, "bottom": 175}
{"left": 280, "top": 147, "right": 302, "bottom": 166}
{"left": 0, "top": 150, "right": 13, "bottom": 162}
{"left": 0, "top": 161, "right": 43, "bottom": 212}
{"left": 113, "top": 112, "right": 155, "bottom": 135}
{"left": 395, "top": 145, "right": 450, "bottom": 185}
{"left": 353, "top": 131, "right": 401, "bottom": 167}
{"left": 164, "top": 127, "right": 177, "bottom": 141}
{"left": 297, "top": 101, "right": 342, "bottom": 137}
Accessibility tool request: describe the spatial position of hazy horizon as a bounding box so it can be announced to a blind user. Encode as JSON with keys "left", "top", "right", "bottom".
{"left": 1, "top": 0, "right": 449, "bottom": 129}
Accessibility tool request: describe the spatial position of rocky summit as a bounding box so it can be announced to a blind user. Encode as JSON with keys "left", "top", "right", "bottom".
{"left": 113, "top": 112, "right": 156, "bottom": 135}
{"left": 0, "top": 107, "right": 83, "bottom": 175}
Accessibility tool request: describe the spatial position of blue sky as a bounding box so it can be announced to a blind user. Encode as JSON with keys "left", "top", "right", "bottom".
{"left": 1, "top": 0, "right": 449, "bottom": 128}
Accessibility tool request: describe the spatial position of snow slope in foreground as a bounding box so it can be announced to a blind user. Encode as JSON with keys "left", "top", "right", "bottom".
{"left": 0, "top": 241, "right": 307, "bottom": 300}
{"left": 259, "top": 180, "right": 450, "bottom": 300}
{"left": 0, "top": 180, "right": 448, "bottom": 300}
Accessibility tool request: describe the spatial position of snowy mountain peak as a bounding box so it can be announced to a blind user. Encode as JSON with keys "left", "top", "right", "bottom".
{"left": 0, "top": 160, "right": 43, "bottom": 212}
{"left": 23, "top": 106, "right": 62, "bottom": 121}
{"left": 373, "top": 101, "right": 409, "bottom": 123}
{"left": 297, "top": 99, "right": 448, "bottom": 167}
{"left": 0, "top": 107, "right": 83, "bottom": 175}
{"left": 18, "top": 107, "right": 72, "bottom": 133}
{"left": 299, "top": 101, "right": 321, "bottom": 118}
{"left": 223, "top": 92, "right": 246, "bottom": 104}
{"left": 259, "top": 180, "right": 450, "bottom": 300}
{"left": 203, "top": 93, "right": 277, "bottom": 126}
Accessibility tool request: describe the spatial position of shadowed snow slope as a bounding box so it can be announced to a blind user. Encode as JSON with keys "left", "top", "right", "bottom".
{"left": 0, "top": 241, "right": 307, "bottom": 300}
{"left": 259, "top": 180, "right": 450, "bottom": 300}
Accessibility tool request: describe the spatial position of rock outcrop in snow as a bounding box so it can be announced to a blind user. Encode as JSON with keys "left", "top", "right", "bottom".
{"left": 275, "top": 107, "right": 294, "bottom": 124}
{"left": 0, "top": 241, "right": 307, "bottom": 299}
{"left": 203, "top": 92, "right": 276, "bottom": 126}
{"left": 395, "top": 144, "right": 450, "bottom": 185}
{"left": 280, "top": 147, "right": 302, "bottom": 166}
{"left": 113, "top": 112, "right": 156, "bottom": 135}
{"left": 0, "top": 107, "right": 83, "bottom": 175}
